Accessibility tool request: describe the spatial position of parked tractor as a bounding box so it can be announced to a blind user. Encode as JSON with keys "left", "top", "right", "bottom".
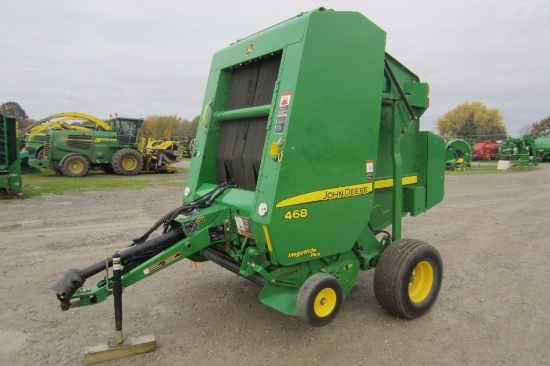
{"left": 0, "top": 113, "right": 22, "bottom": 197}
{"left": 37, "top": 116, "right": 183, "bottom": 177}
{"left": 54, "top": 8, "right": 445, "bottom": 330}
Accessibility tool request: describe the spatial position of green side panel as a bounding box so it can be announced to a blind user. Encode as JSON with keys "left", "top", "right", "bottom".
{"left": 422, "top": 131, "right": 445, "bottom": 209}
{"left": 404, "top": 186, "right": 426, "bottom": 217}
{"left": 264, "top": 11, "right": 387, "bottom": 265}
{"left": 403, "top": 82, "right": 429, "bottom": 109}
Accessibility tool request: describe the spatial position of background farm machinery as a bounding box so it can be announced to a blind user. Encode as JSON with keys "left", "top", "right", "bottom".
{"left": 534, "top": 137, "right": 550, "bottom": 162}
{"left": 445, "top": 138, "right": 472, "bottom": 170}
{"left": 28, "top": 112, "right": 185, "bottom": 177}
{"left": 498, "top": 135, "right": 537, "bottom": 166}
{"left": 0, "top": 112, "right": 22, "bottom": 197}
{"left": 472, "top": 140, "right": 500, "bottom": 160}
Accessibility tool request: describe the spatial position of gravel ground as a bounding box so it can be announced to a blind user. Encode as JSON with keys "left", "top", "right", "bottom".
{"left": 1, "top": 164, "right": 549, "bottom": 365}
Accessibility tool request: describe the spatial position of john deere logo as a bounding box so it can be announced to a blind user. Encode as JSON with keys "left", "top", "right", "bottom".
{"left": 245, "top": 43, "right": 254, "bottom": 56}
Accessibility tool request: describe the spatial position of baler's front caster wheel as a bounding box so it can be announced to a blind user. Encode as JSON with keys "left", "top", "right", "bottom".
{"left": 374, "top": 238, "right": 442, "bottom": 319}
{"left": 298, "top": 273, "right": 343, "bottom": 327}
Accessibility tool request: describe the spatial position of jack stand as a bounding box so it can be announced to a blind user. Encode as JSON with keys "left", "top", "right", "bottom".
{"left": 84, "top": 253, "right": 156, "bottom": 365}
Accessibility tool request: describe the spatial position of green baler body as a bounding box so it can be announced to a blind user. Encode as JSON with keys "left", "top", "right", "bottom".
{"left": 62, "top": 9, "right": 444, "bottom": 317}
{"left": 181, "top": 9, "right": 444, "bottom": 312}
{"left": 0, "top": 113, "right": 22, "bottom": 196}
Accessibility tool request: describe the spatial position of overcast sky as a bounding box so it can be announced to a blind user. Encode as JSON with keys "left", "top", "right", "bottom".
{"left": 1, "top": 0, "right": 549, "bottom": 135}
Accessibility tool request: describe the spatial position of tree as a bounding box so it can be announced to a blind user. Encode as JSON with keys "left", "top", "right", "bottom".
{"left": 523, "top": 116, "right": 550, "bottom": 138}
{"left": 437, "top": 101, "right": 507, "bottom": 140}
{"left": 456, "top": 112, "right": 478, "bottom": 139}
{"left": 0, "top": 101, "right": 32, "bottom": 129}
{"left": 518, "top": 123, "right": 534, "bottom": 137}
{"left": 141, "top": 115, "right": 199, "bottom": 139}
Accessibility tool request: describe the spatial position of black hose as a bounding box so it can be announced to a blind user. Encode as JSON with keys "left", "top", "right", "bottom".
{"left": 133, "top": 181, "right": 233, "bottom": 243}
{"left": 384, "top": 58, "right": 418, "bottom": 120}
{"left": 53, "top": 228, "right": 185, "bottom": 308}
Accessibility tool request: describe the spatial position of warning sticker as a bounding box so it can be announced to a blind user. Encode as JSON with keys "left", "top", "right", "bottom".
{"left": 234, "top": 216, "right": 252, "bottom": 237}
{"left": 143, "top": 252, "right": 181, "bottom": 275}
{"left": 275, "top": 92, "right": 292, "bottom": 134}
{"left": 209, "top": 225, "right": 225, "bottom": 243}
{"left": 366, "top": 160, "right": 374, "bottom": 181}
{"left": 183, "top": 219, "right": 198, "bottom": 235}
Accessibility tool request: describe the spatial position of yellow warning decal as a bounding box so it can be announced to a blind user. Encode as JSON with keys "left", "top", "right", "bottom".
{"left": 276, "top": 175, "right": 418, "bottom": 208}
{"left": 143, "top": 252, "right": 181, "bottom": 275}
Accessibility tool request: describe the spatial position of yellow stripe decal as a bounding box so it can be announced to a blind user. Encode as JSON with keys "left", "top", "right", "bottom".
{"left": 276, "top": 175, "right": 418, "bottom": 208}
{"left": 263, "top": 225, "right": 273, "bottom": 252}
{"left": 374, "top": 175, "right": 418, "bottom": 189}
{"left": 276, "top": 182, "right": 374, "bottom": 208}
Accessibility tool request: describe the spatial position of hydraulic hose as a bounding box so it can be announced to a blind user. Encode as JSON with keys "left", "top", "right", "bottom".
{"left": 53, "top": 228, "right": 185, "bottom": 309}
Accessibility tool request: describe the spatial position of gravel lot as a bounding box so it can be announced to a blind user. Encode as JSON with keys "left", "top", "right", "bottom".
{"left": 1, "top": 164, "right": 549, "bottom": 365}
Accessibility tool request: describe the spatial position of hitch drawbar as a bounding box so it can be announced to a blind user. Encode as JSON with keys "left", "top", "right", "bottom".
{"left": 52, "top": 228, "right": 185, "bottom": 310}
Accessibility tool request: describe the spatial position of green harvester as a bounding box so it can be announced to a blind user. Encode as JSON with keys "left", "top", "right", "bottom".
{"left": 54, "top": 8, "right": 445, "bottom": 328}
{"left": 0, "top": 113, "right": 22, "bottom": 197}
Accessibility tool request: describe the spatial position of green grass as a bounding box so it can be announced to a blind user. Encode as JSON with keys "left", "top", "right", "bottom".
{"left": 446, "top": 161, "right": 537, "bottom": 175}
{"left": 19, "top": 168, "right": 188, "bottom": 198}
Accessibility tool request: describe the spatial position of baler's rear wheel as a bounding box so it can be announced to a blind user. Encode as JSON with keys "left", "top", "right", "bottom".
{"left": 298, "top": 273, "right": 343, "bottom": 327}
{"left": 373, "top": 238, "right": 442, "bottom": 319}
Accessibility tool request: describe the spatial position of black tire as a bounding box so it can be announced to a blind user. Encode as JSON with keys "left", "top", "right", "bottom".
{"left": 60, "top": 154, "right": 89, "bottom": 177}
{"left": 35, "top": 148, "right": 44, "bottom": 161}
{"left": 374, "top": 239, "right": 442, "bottom": 319}
{"left": 102, "top": 165, "right": 115, "bottom": 174}
{"left": 297, "top": 273, "right": 343, "bottom": 327}
{"left": 112, "top": 148, "right": 143, "bottom": 176}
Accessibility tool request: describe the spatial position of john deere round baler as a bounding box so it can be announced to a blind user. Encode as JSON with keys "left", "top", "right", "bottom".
{"left": 54, "top": 8, "right": 445, "bottom": 328}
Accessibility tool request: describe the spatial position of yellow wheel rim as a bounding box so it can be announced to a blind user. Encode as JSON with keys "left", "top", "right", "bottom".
{"left": 313, "top": 288, "right": 337, "bottom": 317}
{"left": 408, "top": 261, "right": 434, "bottom": 303}
{"left": 122, "top": 156, "right": 138, "bottom": 171}
{"left": 69, "top": 161, "right": 83, "bottom": 174}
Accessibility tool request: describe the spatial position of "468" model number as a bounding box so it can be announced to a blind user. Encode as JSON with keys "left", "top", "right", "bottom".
{"left": 284, "top": 208, "right": 308, "bottom": 220}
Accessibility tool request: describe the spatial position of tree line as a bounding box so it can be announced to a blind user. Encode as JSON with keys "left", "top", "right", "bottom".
{"left": 437, "top": 101, "right": 548, "bottom": 140}
{"left": 0, "top": 101, "right": 199, "bottom": 139}
{"left": 3, "top": 100, "right": 548, "bottom": 142}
